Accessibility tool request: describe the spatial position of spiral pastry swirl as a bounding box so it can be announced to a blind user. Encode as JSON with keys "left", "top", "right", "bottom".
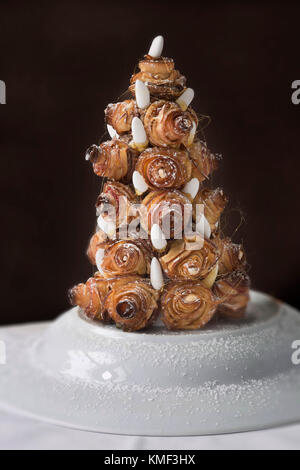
{"left": 87, "top": 230, "right": 108, "bottom": 265}
{"left": 136, "top": 147, "right": 192, "bottom": 189}
{"left": 96, "top": 181, "right": 138, "bottom": 230}
{"left": 216, "top": 238, "right": 247, "bottom": 275}
{"left": 161, "top": 281, "right": 217, "bottom": 330}
{"left": 68, "top": 273, "right": 112, "bottom": 322}
{"left": 87, "top": 140, "right": 137, "bottom": 183}
{"left": 105, "top": 100, "right": 137, "bottom": 135}
{"left": 141, "top": 189, "right": 193, "bottom": 239}
{"left": 105, "top": 278, "right": 159, "bottom": 331}
{"left": 100, "top": 240, "right": 151, "bottom": 278}
{"left": 194, "top": 187, "right": 228, "bottom": 231}
{"left": 188, "top": 140, "right": 218, "bottom": 181}
{"left": 130, "top": 57, "right": 186, "bottom": 99}
{"left": 160, "top": 238, "right": 219, "bottom": 280}
{"left": 143, "top": 100, "right": 198, "bottom": 148}
{"left": 213, "top": 270, "right": 250, "bottom": 319}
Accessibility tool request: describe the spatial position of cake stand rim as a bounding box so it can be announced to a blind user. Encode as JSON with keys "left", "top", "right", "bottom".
{"left": 67, "top": 289, "right": 286, "bottom": 342}
{"left": 0, "top": 290, "right": 299, "bottom": 436}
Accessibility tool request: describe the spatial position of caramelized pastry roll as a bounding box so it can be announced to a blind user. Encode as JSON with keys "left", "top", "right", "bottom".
{"left": 96, "top": 181, "right": 138, "bottom": 229}
{"left": 105, "top": 100, "right": 137, "bottom": 135}
{"left": 100, "top": 239, "right": 152, "bottom": 278}
{"left": 216, "top": 238, "right": 247, "bottom": 275}
{"left": 105, "top": 278, "right": 159, "bottom": 331}
{"left": 129, "top": 57, "right": 186, "bottom": 99}
{"left": 194, "top": 187, "right": 228, "bottom": 231}
{"left": 213, "top": 270, "right": 250, "bottom": 319}
{"left": 161, "top": 281, "right": 217, "bottom": 330}
{"left": 68, "top": 273, "right": 112, "bottom": 321}
{"left": 188, "top": 140, "right": 218, "bottom": 181}
{"left": 143, "top": 100, "right": 198, "bottom": 148}
{"left": 160, "top": 238, "right": 219, "bottom": 281}
{"left": 136, "top": 147, "right": 192, "bottom": 189}
{"left": 87, "top": 140, "right": 137, "bottom": 182}
{"left": 87, "top": 229, "right": 108, "bottom": 265}
{"left": 141, "top": 189, "right": 193, "bottom": 239}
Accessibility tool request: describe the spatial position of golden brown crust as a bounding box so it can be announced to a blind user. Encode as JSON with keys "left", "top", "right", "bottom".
{"left": 216, "top": 237, "right": 247, "bottom": 275}
{"left": 105, "top": 100, "right": 137, "bottom": 135}
{"left": 87, "top": 140, "right": 138, "bottom": 182}
{"left": 87, "top": 230, "right": 108, "bottom": 265}
{"left": 136, "top": 147, "right": 192, "bottom": 189}
{"left": 161, "top": 281, "right": 217, "bottom": 330}
{"left": 96, "top": 181, "right": 138, "bottom": 230}
{"left": 143, "top": 100, "right": 198, "bottom": 148}
{"left": 68, "top": 273, "right": 112, "bottom": 322}
{"left": 188, "top": 140, "right": 218, "bottom": 181}
{"left": 105, "top": 278, "right": 159, "bottom": 331}
{"left": 213, "top": 270, "right": 250, "bottom": 319}
{"left": 99, "top": 239, "right": 152, "bottom": 278}
{"left": 129, "top": 57, "right": 186, "bottom": 99}
{"left": 141, "top": 189, "right": 193, "bottom": 239}
{"left": 160, "top": 238, "right": 219, "bottom": 281}
{"left": 139, "top": 57, "right": 175, "bottom": 74}
{"left": 194, "top": 187, "right": 228, "bottom": 231}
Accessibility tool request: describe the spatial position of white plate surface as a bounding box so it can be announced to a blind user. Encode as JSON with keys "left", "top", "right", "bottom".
{"left": 0, "top": 290, "right": 300, "bottom": 436}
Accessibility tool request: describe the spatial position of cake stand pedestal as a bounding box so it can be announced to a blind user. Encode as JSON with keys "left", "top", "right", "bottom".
{"left": 0, "top": 290, "right": 300, "bottom": 435}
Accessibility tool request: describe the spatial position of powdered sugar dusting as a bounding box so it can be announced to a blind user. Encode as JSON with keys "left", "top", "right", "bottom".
{"left": 0, "top": 291, "right": 300, "bottom": 435}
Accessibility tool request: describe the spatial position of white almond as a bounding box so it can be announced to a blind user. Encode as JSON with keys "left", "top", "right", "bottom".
{"left": 131, "top": 117, "right": 148, "bottom": 151}
{"left": 184, "top": 294, "right": 198, "bottom": 303}
{"left": 187, "top": 120, "right": 197, "bottom": 147}
{"left": 176, "top": 88, "right": 194, "bottom": 111}
{"left": 148, "top": 35, "right": 164, "bottom": 58}
{"left": 150, "top": 257, "right": 164, "bottom": 291}
{"left": 196, "top": 214, "right": 211, "bottom": 239}
{"left": 132, "top": 170, "right": 149, "bottom": 195}
{"left": 183, "top": 178, "right": 199, "bottom": 200}
{"left": 135, "top": 80, "right": 150, "bottom": 109}
{"left": 107, "top": 124, "right": 119, "bottom": 139}
{"left": 151, "top": 224, "right": 167, "bottom": 251}
{"left": 97, "top": 215, "right": 116, "bottom": 239}
{"left": 95, "top": 249, "right": 105, "bottom": 272}
{"left": 202, "top": 264, "right": 219, "bottom": 289}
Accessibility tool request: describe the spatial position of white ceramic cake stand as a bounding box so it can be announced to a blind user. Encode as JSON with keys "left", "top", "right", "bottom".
{"left": 0, "top": 290, "right": 300, "bottom": 436}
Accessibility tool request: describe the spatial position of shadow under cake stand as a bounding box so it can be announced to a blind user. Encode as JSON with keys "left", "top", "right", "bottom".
{"left": 0, "top": 290, "right": 300, "bottom": 435}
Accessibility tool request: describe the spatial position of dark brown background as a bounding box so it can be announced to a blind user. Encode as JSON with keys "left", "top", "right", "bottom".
{"left": 0, "top": 1, "right": 299, "bottom": 325}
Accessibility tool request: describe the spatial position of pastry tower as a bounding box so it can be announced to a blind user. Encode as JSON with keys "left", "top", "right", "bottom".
{"left": 69, "top": 36, "right": 250, "bottom": 331}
